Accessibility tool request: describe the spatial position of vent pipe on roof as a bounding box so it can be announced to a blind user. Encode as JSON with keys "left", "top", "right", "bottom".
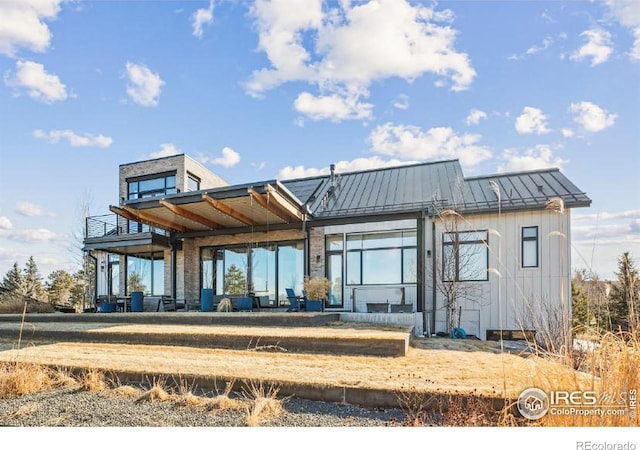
{"left": 330, "top": 164, "right": 336, "bottom": 186}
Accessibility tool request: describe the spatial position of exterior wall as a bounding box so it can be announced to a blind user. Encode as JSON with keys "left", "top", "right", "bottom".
{"left": 308, "top": 226, "right": 325, "bottom": 277}
{"left": 183, "top": 156, "right": 227, "bottom": 190}
{"left": 119, "top": 154, "right": 227, "bottom": 202}
{"left": 182, "top": 229, "right": 306, "bottom": 302}
{"left": 318, "top": 219, "right": 420, "bottom": 312}
{"left": 431, "top": 209, "right": 572, "bottom": 339}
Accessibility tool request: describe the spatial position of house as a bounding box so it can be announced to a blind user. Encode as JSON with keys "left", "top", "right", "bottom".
{"left": 83, "top": 153, "right": 591, "bottom": 339}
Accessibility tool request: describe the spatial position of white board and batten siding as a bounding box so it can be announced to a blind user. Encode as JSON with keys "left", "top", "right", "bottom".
{"left": 432, "top": 209, "right": 572, "bottom": 339}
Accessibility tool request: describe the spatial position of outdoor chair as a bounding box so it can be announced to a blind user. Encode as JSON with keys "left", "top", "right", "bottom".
{"left": 285, "top": 288, "right": 304, "bottom": 312}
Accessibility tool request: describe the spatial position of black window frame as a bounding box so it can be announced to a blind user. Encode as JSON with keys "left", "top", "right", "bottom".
{"left": 521, "top": 226, "right": 539, "bottom": 268}
{"left": 341, "top": 230, "right": 417, "bottom": 286}
{"left": 187, "top": 172, "right": 200, "bottom": 192}
{"left": 442, "top": 230, "right": 489, "bottom": 282}
{"left": 127, "top": 171, "right": 178, "bottom": 200}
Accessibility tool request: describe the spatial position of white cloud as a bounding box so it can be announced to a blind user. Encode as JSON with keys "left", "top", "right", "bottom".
{"left": 368, "top": 122, "right": 492, "bottom": 168}
{"left": 514, "top": 107, "right": 550, "bottom": 135}
{"left": 125, "top": 62, "right": 164, "bottom": 107}
{"left": 246, "top": 0, "right": 475, "bottom": 120}
{"left": 4, "top": 60, "right": 67, "bottom": 103}
{"left": 199, "top": 147, "right": 241, "bottom": 168}
{"left": 0, "top": 217, "right": 12, "bottom": 230}
{"left": 293, "top": 91, "right": 373, "bottom": 122}
{"left": 0, "top": 0, "right": 65, "bottom": 57}
{"left": 5, "top": 228, "right": 64, "bottom": 243}
{"left": 278, "top": 156, "right": 412, "bottom": 180}
{"left": 192, "top": 0, "right": 215, "bottom": 38}
{"left": 498, "top": 144, "right": 567, "bottom": 173}
{"left": 570, "top": 29, "right": 613, "bottom": 66}
{"left": 392, "top": 94, "right": 410, "bottom": 110}
{"left": 33, "top": 129, "right": 113, "bottom": 148}
{"left": 508, "top": 35, "right": 554, "bottom": 60}
{"left": 573, "top": 209, "right": 640, "bottom": 222}
{"left": 149, "top": 143, "right": 180, "bottom": 159}
{"left": 465, "top": 109, "right": 488, "bottom": 126}
{"left": 569, "top": 101, "right": 617, "bottom": 133}
{"left": 601, "top": 0, "right": 640, "bottom": 60}
{"left": 561, "top": 128, "right": 575, "bottom": 138}
{"left": 16, "top": 202, "right": 56, "bottom": 217}
{"left": 631, "top": 219, "right": 640, "bottom": 233}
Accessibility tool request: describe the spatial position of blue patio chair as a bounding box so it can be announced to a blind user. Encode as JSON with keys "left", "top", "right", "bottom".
{"left": 285, "top": 288, "right": 304, "bottom": 312}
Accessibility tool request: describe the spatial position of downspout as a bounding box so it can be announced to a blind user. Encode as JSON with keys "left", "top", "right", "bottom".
{"left": 431, "top": 219, "right": 437, "bottom": 336}
{"left": 417, "top": 210, "right": 426, "bottom": 335}
{"left": 170, "top": 237, "right": 177, "bottom": 300}
{"left": 88, "top": 251, "right": 98, "bottom": 311}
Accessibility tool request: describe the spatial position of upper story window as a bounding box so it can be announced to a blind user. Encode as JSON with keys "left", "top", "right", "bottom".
{"left": 442, "top": 230, "right": 488, "bottom": 282}
{"left": 187, "top": 173, "right": 200, "bottom": 192}
{"left": 522, "top": 226, "right": 539, "bottom": 268}
{"left": 128, "top": 172, "right": 177, "bottom": 200}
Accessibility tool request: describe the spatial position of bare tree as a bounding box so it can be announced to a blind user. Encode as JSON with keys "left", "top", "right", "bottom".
{"left": 435, "top": 208, "right": 486, "bottom": 333}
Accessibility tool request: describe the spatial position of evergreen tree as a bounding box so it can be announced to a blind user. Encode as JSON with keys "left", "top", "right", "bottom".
{"left": 224, "top": 264, "right": 246, "bottom": 295}
{"left": 571, "top": 280, "right": 594, "bottom": 332}
{"left": 1, "top": 262, "right": 26, "bottom": 295}
{"left": 608, "top": 252, "right": 639, "bottom": 331}
{"left": 46, "top": 270, "right": 77, "bottom": 306}
{"left": 23, "top": 256, "right": 47, "bottom": 301}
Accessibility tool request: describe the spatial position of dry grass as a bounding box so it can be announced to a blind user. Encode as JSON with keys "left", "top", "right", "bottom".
{"left": 534, "top": 331, "right": 639, "bottom": 426}
{"left": 0, "top": 295, "right": 55, "bottom": 314}
{"left": 111, "top": 385, "right": 142, "bottom": 397}
{"left": 0, "top": 361, "right": 72, "bottom": 399}
{"left": 243, "top": 382, "right": 284, "bottom": 427}
{"left": 78, "top": 369, "right": 109, "bottom": 392}
{"left": 135, "top": 377, "right": 174, "bottom": 403}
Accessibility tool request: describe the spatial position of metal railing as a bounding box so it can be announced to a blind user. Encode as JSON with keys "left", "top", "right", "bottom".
{"left": 85, "top": 214, "right": 167, "bottom": 239}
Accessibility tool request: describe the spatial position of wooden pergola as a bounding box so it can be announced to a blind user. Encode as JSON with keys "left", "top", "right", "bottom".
{"left": 109, "top": 182, "right": 307, "bottom": 234}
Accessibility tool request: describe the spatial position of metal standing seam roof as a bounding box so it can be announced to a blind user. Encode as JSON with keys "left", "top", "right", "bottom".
{"left": 282, "top": 160, "right": 591, "bottom": 219}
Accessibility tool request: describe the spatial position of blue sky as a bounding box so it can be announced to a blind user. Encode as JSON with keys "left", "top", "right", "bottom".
{"left": 0, "top": 0, "right": 638, "bottom": 281}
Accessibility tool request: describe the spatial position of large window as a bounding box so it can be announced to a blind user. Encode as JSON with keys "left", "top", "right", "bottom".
{"left": 442, "top": 230, "right": 488, "bottom": 282}
{"left": 127, "top": 172, "right": 177, "bottom": 200}
{"left": 108, "top": 254, "right": 119, "bottom": 296}
{"left": 325, "top": 230, "right": 416, "bottom": 308}
{"left": 200, "top": 241, "right": 304, "bottom": 306}
{"left": 126, "top": 254, "right": 164, "bottom": 296}
{"left": 345, "top": 231, "right": 417, "bottom": 285}
{"left": 522, "top": 226, "right": 539, "bottom": 268}
{"left": 326, "top": 235, "right": 344, "bottom": 307}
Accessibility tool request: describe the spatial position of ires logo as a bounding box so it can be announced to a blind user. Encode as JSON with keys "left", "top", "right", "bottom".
{"left": 549, "top": 390, "right": 598, "bottom": 406}
{"left": 517, "top": 388, "right": 599, "bottom": 420}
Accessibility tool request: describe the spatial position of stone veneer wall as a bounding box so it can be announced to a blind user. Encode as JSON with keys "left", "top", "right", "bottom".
{"left": 182, "top": 229, "right": 306, "bottom": 302}
{"left": 308, "top": 226, "right": 325, "bottom": 278}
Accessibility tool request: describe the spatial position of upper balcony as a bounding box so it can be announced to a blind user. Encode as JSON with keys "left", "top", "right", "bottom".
{"left": 83, "top": 214, "right": 171, "bottom": 255}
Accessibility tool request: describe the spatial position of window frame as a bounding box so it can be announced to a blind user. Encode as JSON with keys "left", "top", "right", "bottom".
{"left": 341, "top": 230, "right": 417, "bottom": 286}
{"left": 521, "top": 226, "right": 539, "bottom": 268}
{"left": 127, "top": 171, "right": 178, "bottom": 200}
{"left": 442, "top": 230, "right": 489, "bottom": 282}
{"left": 187, "top": 172, "right": 201, "bottom": 192}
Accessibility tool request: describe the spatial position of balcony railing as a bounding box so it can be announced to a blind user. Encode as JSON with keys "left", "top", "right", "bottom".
{"left": 85, "top": 214, "right": 167, "bottom": 239}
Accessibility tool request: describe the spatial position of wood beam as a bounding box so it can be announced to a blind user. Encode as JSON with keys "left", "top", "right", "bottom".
{"left": 120, "top": 205, "right": 187, "bottom": 232}
{"left": 109, "top": 205, "right": 139, "bottom": 223}
{"left": 160, "top": 200, "right": 221, "bottom": 230}
{"left": 201, "top": 194, "right": 257, "bottom": 226}
{"left": 264, "top": 185, "right": 304, "bottom": 221}
{"left": 247, "top": 188, "right": 290, "bottom": 223}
